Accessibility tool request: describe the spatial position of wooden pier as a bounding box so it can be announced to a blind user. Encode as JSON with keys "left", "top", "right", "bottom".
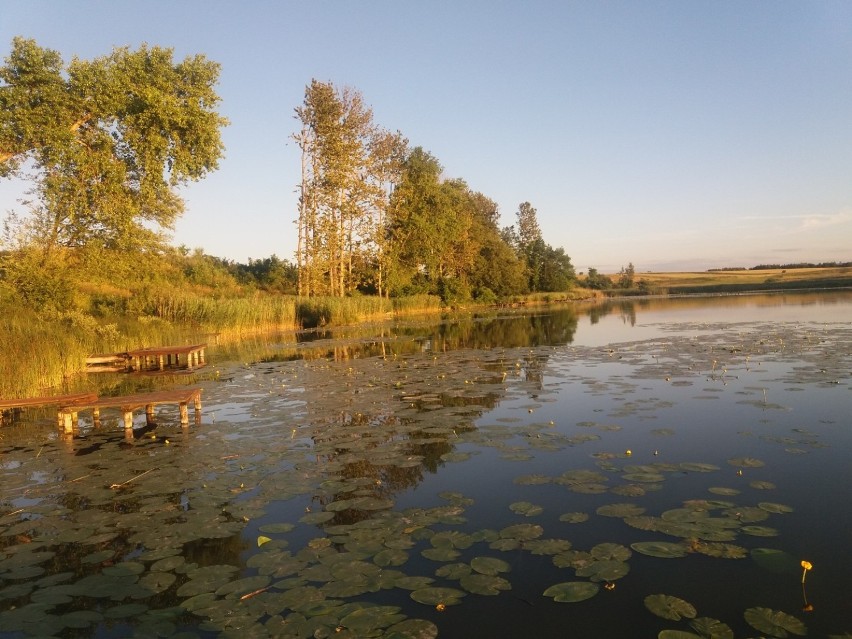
{"left": 59, "top": 388, "right": 203, "bottom": 432}
{"left": 86, "top": 343, "right": 207, "bottom": 373}
{"left": 0, "top": 392, "right": 98, "bottom": 426}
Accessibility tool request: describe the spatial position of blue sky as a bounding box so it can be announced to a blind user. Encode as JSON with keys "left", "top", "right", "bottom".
{"left": 2, "top": 1, "right": 851, "bottom": 272}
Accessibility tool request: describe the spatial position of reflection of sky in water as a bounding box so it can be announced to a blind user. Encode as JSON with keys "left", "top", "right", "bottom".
{"left": 573, "top": 291, "right": 852, "bottom": 346}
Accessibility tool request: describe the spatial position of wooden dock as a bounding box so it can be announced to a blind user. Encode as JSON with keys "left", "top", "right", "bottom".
{"left": 86, "top": 343, "right": 207, "bottom": 373}
{"left": 0, "top": 392, "right": 98, "bottom": 427}
{"left": 59, "top": 388, "right": 203, "bottom": 432}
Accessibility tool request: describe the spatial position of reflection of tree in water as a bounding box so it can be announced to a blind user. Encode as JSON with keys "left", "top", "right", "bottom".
{"left": 586, "top": 300, "right": 637, "bottom": 326}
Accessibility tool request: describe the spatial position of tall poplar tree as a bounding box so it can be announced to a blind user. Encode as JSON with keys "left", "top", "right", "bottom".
{"left": 293, "top": 80, "right": 404, "bottom": 297}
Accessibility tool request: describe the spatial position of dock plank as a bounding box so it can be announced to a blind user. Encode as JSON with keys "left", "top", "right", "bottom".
{"left": 59, "top": 388, "right": 202, "bottom": 432}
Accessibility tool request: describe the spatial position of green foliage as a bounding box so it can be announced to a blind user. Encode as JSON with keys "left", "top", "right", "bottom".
{"left": 0, "top": 247, "right": 73, "bottom": 312}
{"left": 617, "top": 262, "right": 636, "bottom": 289}
{"left": 0, "top": 37, "right": 227, "bottom": 251}
{"left": 585, "top": 267, "right": 612, "bottom": 290}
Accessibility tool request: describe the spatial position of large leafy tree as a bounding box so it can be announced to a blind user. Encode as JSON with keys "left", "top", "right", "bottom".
{"left": 0, "top": 37, "right": 227, "bottom": 252}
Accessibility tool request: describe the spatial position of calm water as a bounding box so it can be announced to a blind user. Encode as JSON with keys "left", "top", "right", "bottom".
{"left": 1, "top": 292, "right": 850, "bottom": 638}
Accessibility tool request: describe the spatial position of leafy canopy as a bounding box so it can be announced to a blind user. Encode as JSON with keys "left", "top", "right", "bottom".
{"left": 0, "top": 37, "right": 227, "bottom": 250}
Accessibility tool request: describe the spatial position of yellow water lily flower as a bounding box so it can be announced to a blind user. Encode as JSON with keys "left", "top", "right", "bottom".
{"left": 801, "top": 560, "right": 813, "bottom": 583}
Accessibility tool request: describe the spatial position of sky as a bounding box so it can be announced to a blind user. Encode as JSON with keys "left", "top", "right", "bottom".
{"left": 2, "top": 1, "right": 851, "bottom": 272}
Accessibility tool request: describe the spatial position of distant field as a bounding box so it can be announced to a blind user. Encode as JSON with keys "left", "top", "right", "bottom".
{"left": 633, "top": 266, "right": 852, "bottom": 294}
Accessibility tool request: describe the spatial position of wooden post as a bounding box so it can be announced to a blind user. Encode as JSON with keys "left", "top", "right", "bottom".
{"left": 123, "top": 410, "right": 134, "bottom": 429}
{"left": 93, "top": 407, "right": 101, "bottom": 427}
{"left": 157, "top": 355, "right": 165, "bottom": 371}
{"left": 199, "top": 347, "right": 206, "bottom": 365}
{"left": 179, "top": 402, "right": 189, "bottom": 425}
{"left": 146, "top": 404, "right": 155, "bottom": 425}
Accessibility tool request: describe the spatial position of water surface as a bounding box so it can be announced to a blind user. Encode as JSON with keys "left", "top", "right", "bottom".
{"left": 1, "top": 292, "right": 850, "bottom": 638}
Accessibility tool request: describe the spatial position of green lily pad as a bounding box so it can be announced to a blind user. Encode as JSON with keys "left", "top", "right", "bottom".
{"left": 340, "top": 605, "right": 406, "bottom": 633}
{"left": 430, "top": 531, "right": 473, "bottom": 549}
{"left": 543, "top": 581, "right": 599, "bottom": 602}
{"left": 460, "top": 573, "right": 511, "bottom": 595}
{"left": 499, "top": 523, "right": 543, "bottom": 541}
{"left": 590, "top": 543, "right": 632, "bottom": 562}
{"left": 644, "top": 594, "right": 697, "bottom": 620}
{"left": 630, "top": 541, "right": 688, "bottom": 558}
{"left": 679, "top": 462, "right": 720, "bottom": 472}
{"left": 509, "top": 501, "right": 543, "bottom": 517}
{"left": 470, "top": 556, "right": 511, "bottom": 575}
{"left": 258, "top": 522, "right": 296, "bottom": 534}
{"left": 575, "top": 560, "right": 630, "bottom": 582}
{"left": 691, "top": 542, "right": 747, "bottom": 559}
{"left": 658, "top": 631, "right": 702, "bottom": 639}
{"left": 743, "top": 607, "right": 807, "bottom": 637}
{"left": 394, "top": 576, "right": 435, "bottom": 590}
{"left": 749, "top": 480, "right": 777, "bottom": 490}
{"left": 410, "top": 586, "right": 466, "bottom": 606}
{"left": 435, "top": 563, "right": 471, "bottom": 580}
{"left": 374, "top": 548, "right": 409, "bottom": 567}
{"left": 596, "top": 503, "right": 646, "bottom": 518}
{"left": 689, "top": 617, "right": 734, "bottom": 639}
{"left": 300, "top": 511, "right": 336, "bottom": 524}
{"left": 741, "top": 525, "right": 779, "bottom": 537}
{"left": 421, "top": 547, "right": 460, "bottom": 562}
{"left": 559, "top": 512, "right": 589, "bottom": 523}
{"left": 138, "top": 571, "right": 177, "bottom": 594}
{"left": 385, "top": 618, "right": 439, "bottom": 639}
{"left": 708, "top": 487, "right": 739, "bottom": 496}
{"left": 727, "top": 456, "right": 765, "bottom": 468}
{"left": 758, "top": 502, "right": 793, "bottom": 514}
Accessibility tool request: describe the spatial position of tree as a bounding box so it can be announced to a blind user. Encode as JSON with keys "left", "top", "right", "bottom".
{"left": 585, "top": 267, "right": 612, "bottom": 290}
{"left": 0, "top": 37, "right": 227, "bottom": 252}
{"left": 293, "top": 80, "right": 404, "bottom": 297}
{"left": 617, "top": 262, "right": 635, "bottom": 289}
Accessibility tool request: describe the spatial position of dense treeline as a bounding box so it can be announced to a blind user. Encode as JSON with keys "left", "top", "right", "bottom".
{"left": 748, "top": 261, "right": 852, "bottom": 270}
{"left": 0, "top": 42, "right": 576, "bottom": 335}
{"left": 293, "top": 80, "right": 575, "bottom": 303}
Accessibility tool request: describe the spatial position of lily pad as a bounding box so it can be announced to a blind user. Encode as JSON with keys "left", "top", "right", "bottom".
{"left": 727, "top": 456, "right": 765, "bottom": 468}
{"left": 385, "top": 618, "right": 439, "bottom": 639}
{"left": 509, "top": 501, "right": 543, "bottom": 517}
{"left": 340, "top": 605, "right": 406, "bottom": 634}
{"left": 470, "top": 556, "right": 511, "bottom": 575}
{"left": 630, "top": 541, "right": 688, "bottom": 558}
{"left": 575, "top": 560, "right": 630, "bottom": 581}
{"left": 590, "top": 543, "right": 631, "bottom": 562}
{"left": 435, "top": 563, "right": 472, "bottom": 580}
{"left": 644, "top": 594, "right": 697, "bottom": 620}
{"left": 758, "top": 502, "right": 793, "bottom": 514}
{"left": 743, "top": 607, "right": 807, "bottom": 637}
{"left": 543, "top": 581, "right": 599, "bottom": 602}
{"left": 410, "top": 586, "right": 466, "bottom": 606}
{"left": 499, "top": 523, "right": 543, "bottom": 541}
{"left": 460, "top": 573, "right": 511, "bottom": 595}
{"left": 559, "top": 512, "right": 589, "bottom": 523}
{"left": 374, "top": 549, "right": 409, "bottom": 567}
{"left": 689, "top": 617, "right": 734, "bottom": 639}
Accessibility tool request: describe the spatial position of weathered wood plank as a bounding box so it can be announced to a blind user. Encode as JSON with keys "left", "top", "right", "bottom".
{"left": 59, "top": 388, "right": 202, "bottom": 432}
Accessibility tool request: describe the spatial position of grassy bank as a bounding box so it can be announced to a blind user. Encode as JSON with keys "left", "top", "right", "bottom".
{"left": 0, "top": 292, "right": 445, "bottom": 398}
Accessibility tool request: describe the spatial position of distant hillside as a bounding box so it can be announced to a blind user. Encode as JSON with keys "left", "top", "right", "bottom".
{"left": 635, "top": 266, "right": 852, "bottom": 295}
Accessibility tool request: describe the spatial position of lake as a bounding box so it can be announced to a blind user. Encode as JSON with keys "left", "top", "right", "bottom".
{"left": 1, "top": 291, "right": 850, "bottom": 638}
